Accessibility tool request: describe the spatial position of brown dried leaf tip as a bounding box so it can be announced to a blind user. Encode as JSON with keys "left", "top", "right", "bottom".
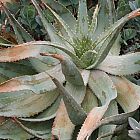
{"left": 128, "top": 8, "right": 140, "bottom": 19}
{"left": 40, "top": 53, "right": 64, "bottom": 61}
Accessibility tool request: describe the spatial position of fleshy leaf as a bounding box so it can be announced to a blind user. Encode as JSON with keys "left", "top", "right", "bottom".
{"left": 97, "top": 52, "right": 140, "bottom": 76}
{"left": 60, "top": 56, "right": 84, "bottom": 86}
{"left": 129, "top": 117, "right": 140, "bottom": 131}
{"left": 19, "top": 96, "right": 61, "bottom": 122}
{"left": 31, "top": 0, "right": 62, "bottom": 43}
{"left": 77, "top": 70, "right": 117, "bottom": 139}
{"left": 45, "top": 54, "right": 87, "bottom": 104}
{"left": 0, "top": 118, "right": 32, "bottom": 139}
{"left": 42, "top": 0, "right": 75, "bottom": 42}
{"left": 96, "top": 76, "right": 140, "bottom": 132}
{"left": 87, "top": 8, "right": 140, "bottom": 69}
{"left": 0, "top": 90, "right": 58, "bottom": 117}
{"left": 51, "top": 76, "right": 87, "bottom": 125}
{"left": 52, "top": 100, "right": 75, "bottom": 140}
{"left": 13, "top": 118, "right": 52, "bottom": 139}
{"left": 41, "top": 54, "right": 84, "bottom": 86}
{"left": 0, "top": 41, "right": 83, "bottom": 68}
{"left": 0, "top": 36, "right": 13, "bottom": 45}
{"left": 98, "top": 101, "right": 118, "bottom": 140}
{"left": 1, "top": 3, "right": 33, "bottom": 43}
{"left": 93, "top": 0, "right": 116, "bottom": 39}
{"left": 80, "top": 50, "right": 98, "bottom": 68}
{"left": 77, "top": 0, "right": 89, "bottom": 38}
{"left": 111, "top": 76, "right": 140, "bottom": 111}
{"left": 0, "top": 61, "right": 37, "bottom": 79}
{"left": 128, "top": 130, "right": 140, "bottom": 140}
{"left": 89, "top": 4, "right": 100, "bottom": 38}
{"left": 0, "top": 64, "right": 64, "bottom": 94}
{"left": 81, "top": 87, "right": 98, "bottom": 113}
{"left": 42, "top": 0, "right": 76, "bottom": 32}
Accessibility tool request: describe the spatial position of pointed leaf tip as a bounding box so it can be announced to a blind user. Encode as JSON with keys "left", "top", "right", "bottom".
{"left": 128, "top": 8, "right": 140, "bottom": 18}
{"left": 40, "top": 53, "right": 64, "bottom": 61}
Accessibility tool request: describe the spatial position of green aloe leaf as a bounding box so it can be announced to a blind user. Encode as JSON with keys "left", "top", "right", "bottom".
{"left": 46, "top": 54, "right": 87, "bottom": 104}
{"left": 1, "top": 3, "right": 33, "bottom": 43}
{"left": 92, "top": 0, "right": 116, "bottom": 40}
{"left": 59, "top": 56, "right": 84, "bottom": 86}
{"left": 0, "top": 118, "right": 32, "bottom": 139}
{"left": 87, "top": 8, "right": 140, "bottom": 69}
{"left": 41, "top": 53, "right": 85, "bottom": 86}
{"left": 97, "top": 124, "right": 127, "bottom": 140}
{"left": 97, "top": 76, "right": 140, "bottom": 127}
{"left": 129, "top": 130, "right": 140, "bottom": 140}
{"left": 96, "top": 76, "right": 140, "bottom": 137}
{"left": 13, "top": 118, "right": 52, "bottom": 139}
{"left": 81, "top": 87, "right": 98, "bottom": 113}
{"left": 0, "top": 90, "right": 58, "bottom": 117}
{"left": 31, "top": 0, "right": 62, "bottom": 43}
{"left": 129, "top": 117, "right": 140, "bottom": 131}
{"left": 42, "top": 0, "right": 76, "bottom": 32}
{"left": 80, "top": 50, "right": 98, "bottom": 68}
{"left": 98, "top": 101, "right": 118, "bottom": 140}
{"left": 19, "top": 96, "right": 61, "bottom": 122}
{"left": 0, "top": 36, "right": 13, "bottom": 45}
{"left": 97, "top": 52, "right": 140, "bottom": 76}
{"left": 0, "top": 61, "right": 37, "bottom": 79}
{"left": 52, "top": 100, "right": 75, "bottom": 140}
{"left": 0, "top": 41, "right": 83, "bottom": 68}
{"left": 0, "top": 64, "right": 64, "bottom": 94}
{"left": 42, "top": 0, "right": 75, "bottom": 42}
{"left": 51, "top": 76, "right": 87, "bottom": 125}
{"left": 77, "top": 70, "right": 117, "bottom": 140}
{"left": 77, "top": 0, "right": 89, "bottom": 38}
{"left": 89, "top": 5, "right": 100, "bottom": 38}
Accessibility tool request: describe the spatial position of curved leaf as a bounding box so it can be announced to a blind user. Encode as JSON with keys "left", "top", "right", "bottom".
{"left": 52, "top": 100, "right": 75, "bottom": 140}
{"left": 97, "top": 52, "right": 140, "bottom": 76}
{"left": 81, "top": 87, "right": 98, "bottom": 113}
{"left": 31, "top": 0, "right": 62, "bottom": 44}
{"left": 0, "top": 119, "right": 32, "bottom": 139}
{"left": 0, "top": 64, "right": 64, "bottom": 94}
{"left": 98, "top": 101, "right": 118, "bottom": 140}
{"left": 77, "top": 70, "right": 117, "bottom": 140}
{"left": 129, "top": 117, "right": 140, "bottom": 131}
{"left": 60, "top": 56, "right": 84, "bottom": 86}
{"left": 13, "top": 118, "right": 52, "bottom": 139}
{"left": 0, "top": 90, "right": 58, "bottom": 117}
{"left": 47, "top": 54, "right": 87, "bottom": 104}
{"left": 128, "top": 130, "right": 140, "bottom": 140}
{"left": 92, "top": 0, "right": 116, "bottom": 40}
{"left": 41, "top": 0, "right": 76, "bottom": 32}
{"left": 87, "top": 8, "right": 140, "bottom": 69}
{"left": 41, "top": 54, "right": 84, "bottom": 86}
{"left": 42, "top": 0, "right": 75, "bottom": 42}
{"left": 0, "top": 41, "right": 83, "bottom": 67}
{"left": 0, "top": 61, "right": 37, "bottom": 79}
{"left": 51, "top": 76, "right": 87, "bottom": 125}
{"left": 1, "top": 3, "right": 33, "bottom": 43}
{"left": 111, "top": 76, "right": 140, "bottom": 111}
{"left": 89, "top": 4, "right": 100, "bottom": 34}
{"left": 19, "top": 96, "right": 61, "bottom": 122}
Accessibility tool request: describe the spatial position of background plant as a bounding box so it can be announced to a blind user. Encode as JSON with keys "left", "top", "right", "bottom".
{"left": 117, "top": 0, "right": 140, "bottom": 53}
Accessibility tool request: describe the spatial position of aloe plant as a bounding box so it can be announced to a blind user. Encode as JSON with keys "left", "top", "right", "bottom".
{"left": 0, "top": 0, "right": 140, "bottom": 139}
{"left": 128, "top": 117, "right": 140, "bottom": 140}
